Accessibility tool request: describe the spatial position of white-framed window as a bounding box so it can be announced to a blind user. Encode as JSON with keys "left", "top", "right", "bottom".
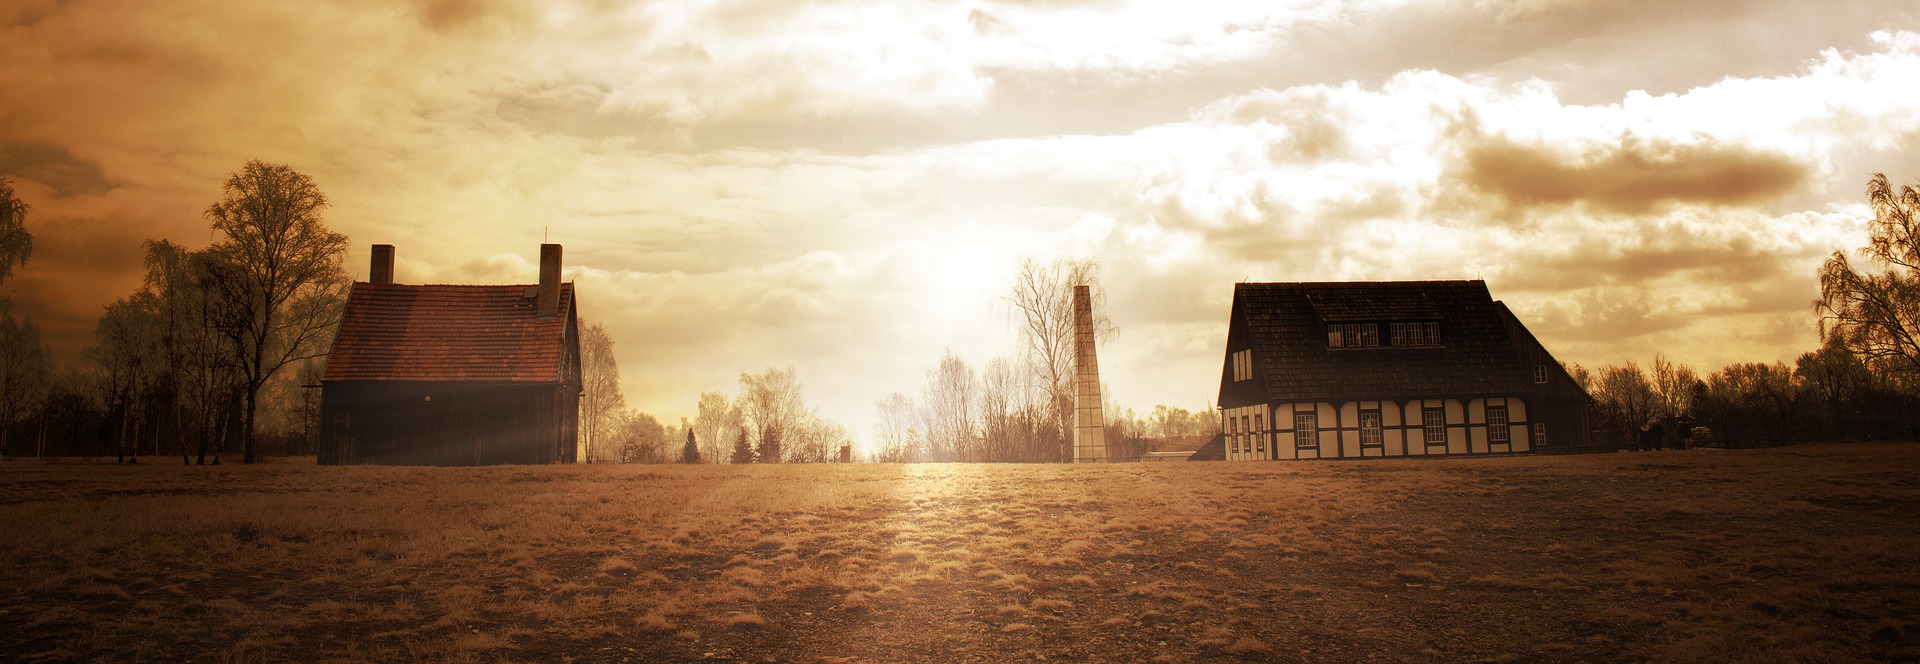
{"left": 1488, "top": 406, "right": 1509, "bottom": 444}
{"left": 1360, "top": 324, "right": 1379, "bottom": 346}
{"left": 1294, "top": 412, "right": 1317, "bottom": 449}
{"left": 1342, "top": 324, "right": 1360, "bottom": 348}
{"left": 1533, "top": 364, "right": 1548, "bottom": 384}
{"left": 1423, "top": 407, "right": 1447, "bottom": 445}
{"left": 1327, "top": 325, "right": 1344, "bottom": 348}
{"left": 1241, "top": 415, "right": 1250, "bottom": 433}
{"left": 1423, "top": 322, "right": 1441, "bottom": 346}
{"left": 1231, "top": 349, "right": 1254, "bottom": 381}
{"left": 1359, "top": 410, "right": 1383, "bottom": 447}
{"left": 1391, "top": 323, "right": 1407, "bottom": 346}
{"left": 1533, "top": 422, "right": 1547, "bottom": 445}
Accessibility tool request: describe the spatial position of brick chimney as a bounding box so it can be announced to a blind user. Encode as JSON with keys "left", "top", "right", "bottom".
{"left": 537, "top": 244, "right": 562, "bottom": 317}
{"left": 370, "top": 244, "right": 395, "bottom": 285}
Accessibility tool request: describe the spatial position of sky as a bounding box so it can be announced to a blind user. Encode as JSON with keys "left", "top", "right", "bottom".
{"left": 5, "top": 0, "right": 1920, "bottom": 444}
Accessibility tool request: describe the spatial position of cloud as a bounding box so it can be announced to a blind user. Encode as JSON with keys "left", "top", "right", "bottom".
{"left": 1453, "top": 132, "right": 1810, "bottom": 215}
{"left": 0, "top": 140, "right": 117, "bottom": 198}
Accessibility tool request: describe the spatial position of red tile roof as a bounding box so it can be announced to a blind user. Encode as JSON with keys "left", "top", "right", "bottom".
{"left": 322, "top": 283, "right": 575, "bottom": 383}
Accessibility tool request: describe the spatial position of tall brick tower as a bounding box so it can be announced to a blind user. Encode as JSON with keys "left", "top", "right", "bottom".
{"left": 1072, "top": 284, "right": 1108, "bottom": 463}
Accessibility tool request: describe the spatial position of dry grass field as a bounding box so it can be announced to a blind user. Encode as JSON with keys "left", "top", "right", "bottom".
{"left": 3, "top": 442, "right": 1919, "bottom": 663}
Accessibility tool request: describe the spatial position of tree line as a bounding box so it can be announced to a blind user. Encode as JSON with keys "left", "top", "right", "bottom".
{"left": 0, "top": 163, "right": 347, "bottom": 463}
{"left": 1581, "top": 172, "right": 1920, "bottom": 448}
{"left": 578, "top": 326, "right": 852, "bottom": 464}
{"left": 869, "top": 258, "right": 1220, "bottom": 463}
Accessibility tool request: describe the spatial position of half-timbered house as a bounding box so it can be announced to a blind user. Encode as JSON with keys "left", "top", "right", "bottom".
{"left": 317, "top": 244, "right": 582, "bottom": 465}
{"left": 1216, "top": 280, "right": 1591, "bottom": 460}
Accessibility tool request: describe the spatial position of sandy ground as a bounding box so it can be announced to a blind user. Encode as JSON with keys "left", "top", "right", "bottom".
{"left": 2, "top": 442, "right": 1918, "bottom": 662}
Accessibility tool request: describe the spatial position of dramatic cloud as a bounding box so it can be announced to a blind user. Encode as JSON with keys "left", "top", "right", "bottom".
{"left": 1456, "top": 134, "right": 1810, "bottom": 214}
{"left": 5, "top": 0, "right": 1920, "bottom": 440}
{"left": 0, "top": 141, "right": 116, "bottom": 199}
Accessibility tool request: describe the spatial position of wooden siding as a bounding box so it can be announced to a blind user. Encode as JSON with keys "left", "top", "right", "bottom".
{"left": 319, "top": 382, "right": 576, "bottom": 466}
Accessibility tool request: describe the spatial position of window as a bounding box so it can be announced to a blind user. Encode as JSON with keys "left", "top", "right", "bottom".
{"left": 1240, "top": 415, "right": 1249, "bottom": 434}
{"left": 1254, "top": 413, "right": 1264, "bottom": 431}
{"left": 1533, "top": 364, "right": 1548, "bottom": 384}
{"left": 1256, "top": 434, "right": 1267, "bottom": 456}
{"left": 1391, "top": 321, "right": 1442, "bottom": 347}
{"left": 1533, "top": 422, "right": 1547, "bottom": 445}
{"left": 1359, "top": 410, "right": 1383, "bottom": 447}
{"left": 1294, "top": 412, "right": 1317, "bottom": 449}
{"left": 1423, "top": 407, "right": 1447, "bottom": 445}
{"left": 1488, "top": 406, "right": 1509, "bottom": 444}
{"left": 1329, "top": 323, "right": 1382, "bottom": 348}
{"left": 1231, "top": 349, "right": 1254, "bottom": 381}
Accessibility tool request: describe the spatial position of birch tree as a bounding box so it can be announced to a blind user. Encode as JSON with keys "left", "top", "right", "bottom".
{"left": 0, "top": 177, "right": 29, "bottom": 286}
{"left": 1005, "top": 257, "right": 1112, "bottom": 462}
{"left": 1819, "top": 172, "right": 1920, "bottom": 392}
{"left": 580, "top": 322, "right": 624, "bottom": 463}
{"left": 199, "top": 161, "right": 349, "bottom": 463}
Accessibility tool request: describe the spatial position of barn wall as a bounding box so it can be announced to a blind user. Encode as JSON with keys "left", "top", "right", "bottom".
{"left": 319, "top": 381, "right": 576, "bottom": 466}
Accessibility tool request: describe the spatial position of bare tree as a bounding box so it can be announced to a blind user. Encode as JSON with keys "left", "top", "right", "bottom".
{"left": 198, "top": 161, "right": 350, "bottom": 463}
{"left": 611, "top": 410, "right": 671, "bottom": 463}
{"left": 1796, "top": 335, "right": 1873, "bottom": 438}
{"left": 0, "top": 304, "right": 51, "bottom": 457}
{"left": 738, "top": 367, "right": 803, "bottom": 463}
{"left": 0, "top": 177, "right": 30, "bottom": 287}
{"left": 692, "top": 390, "right": 739, "bottom": 464}
{"left": 1005, "top": 257, "right": 1112, "bottom": 462}
{"left": 873, "top": 391, "right": 917, "bottom": 463}
{"left": 783, "top": 411, "right": 844, "bottom": 464}
{"left": 87, "top": 292, "right": 164, "bottom": 463}
{"left": 918, "top": 350, "right": 978, "bottom": 462}
{"left": 1592, "top": 363, "right": 1659, "bottom": 446}
{"left": 1818, "top": 172, "right": 1920, "bottom": 391}
{"left": 0, "top": 182, "right": 46, "bottom": 457}
{"left": 1703, "top": 362, "right": 1802, "bottom": 445}
{"left": 579, "top": 322, "right": 625, "bottom": 463}
{"left": 1649, "top": 353, "right": 1698, "bottom": 421}
{"left": 979, "top": 356, "right": 1020, "bottom": 461}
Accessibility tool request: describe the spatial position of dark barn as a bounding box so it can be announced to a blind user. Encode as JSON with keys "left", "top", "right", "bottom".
{"left": 1217, "top": 280, "right": 1593, "bottom": 461}
{"left": 317, "top": 244, "right": 581, "bottom": 465}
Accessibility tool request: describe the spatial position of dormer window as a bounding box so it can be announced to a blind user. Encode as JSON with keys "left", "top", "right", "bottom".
{"left": 1326, "top": 323, "right": 1380, "bottom": 348}
{"left": 1389, "top": 322, "right": 1442, "bottom": 347}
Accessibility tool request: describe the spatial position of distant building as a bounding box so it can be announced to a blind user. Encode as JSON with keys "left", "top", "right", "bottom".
{"left": 1216, "top": 280, "right": 1591, "bottom": 460}
{"left": 317, "top": 244, "right": 581, "bottom": 465}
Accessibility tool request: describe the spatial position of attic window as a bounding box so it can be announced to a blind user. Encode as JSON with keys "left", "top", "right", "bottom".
{"left": 1533, "top": 364, "right": 1548, "bottom": 384}
{"left": 1390, "top": 322, "right": 1442, "bottom": 347}
{"left": 1326, "top": 323, "right": 1379, "bottom": 349}
{"left": 1231, "top": 349, "right": 1253, "bottom": 381}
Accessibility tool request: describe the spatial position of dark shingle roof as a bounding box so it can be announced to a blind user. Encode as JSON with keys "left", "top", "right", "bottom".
{"left": 322, "top": 283, "right": 574, "bottom": 383}
{"left": 1240, "top": 280, "right": 1532, "bottom": 401}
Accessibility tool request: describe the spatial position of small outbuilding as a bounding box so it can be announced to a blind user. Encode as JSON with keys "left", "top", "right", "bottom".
{"left": 1217, "top": 280, "right": 1591, "bottom": 460}
{"left": 317, "top": 244, "right": 581, "bottom": 465}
